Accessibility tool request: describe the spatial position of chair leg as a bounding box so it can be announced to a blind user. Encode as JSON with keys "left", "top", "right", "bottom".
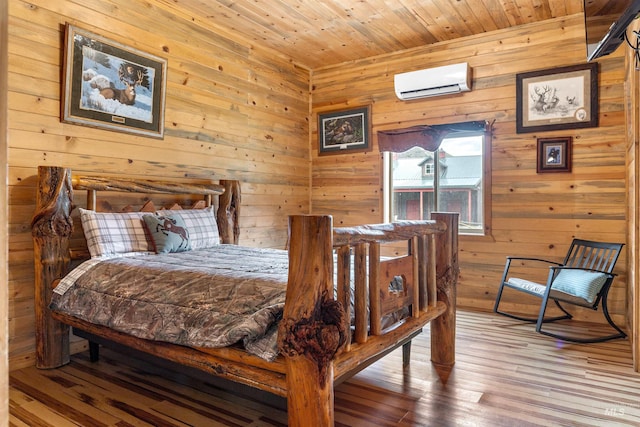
{"left": 599, "top": 293, "right": 627, "bottom": 341}
{"left": 535, "top": 288, "right": 574, "bottom": 335}
{"left": 535, "top": 291, "right": 552, "bottom": 333}
{"left": 493, "top": 283, "right": 536, "bottom": 321}
{"left": 537, "top": 326, "right": 626, "bottom": 344}
{"left": 537, "top": 295, "right": 627, "bottom": 343}
{"left": 495, "top": 286, "right": 571, "bottom": 324}
{"left": 493, "top": 260, "right": 532, "bottom": 319}
{"left": 493, "top": 258, "right": 512, "bottom": 310}
{"left": 495, "top": 306, "right": 541, "bottom": 323}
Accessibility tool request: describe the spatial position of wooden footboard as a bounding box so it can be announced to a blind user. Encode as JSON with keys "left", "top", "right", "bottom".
{"left": 32, "top": 166, "right": 459, "bottom": 427}
{"left": 280, "top": 214, "right": 457, "bottom": 426}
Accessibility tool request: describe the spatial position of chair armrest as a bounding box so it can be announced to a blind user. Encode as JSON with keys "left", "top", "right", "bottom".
{"left": 500, "top": 257, "right": 564, "bottom": 286}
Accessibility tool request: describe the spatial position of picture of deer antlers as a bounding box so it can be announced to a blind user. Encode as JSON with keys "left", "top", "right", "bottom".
{"left": 94, "top": 63, "right": 145, "bottom": 106}
{"left": 531, "top": 85, "right": 560, "bottom": 112}
{"left": 527, "top": 80, "right": 580, "bottom": 119}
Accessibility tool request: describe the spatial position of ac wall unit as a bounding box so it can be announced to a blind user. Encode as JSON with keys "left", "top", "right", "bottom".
{"left": 394, "top": 63, "right": 471, "bottom": 100}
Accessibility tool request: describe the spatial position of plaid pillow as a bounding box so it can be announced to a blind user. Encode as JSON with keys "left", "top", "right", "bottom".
{"left": 156, "top": 206, "right": 220, "bottom": 249}
{"left": 79, "top": 208, "right": 153, "bottom": 258}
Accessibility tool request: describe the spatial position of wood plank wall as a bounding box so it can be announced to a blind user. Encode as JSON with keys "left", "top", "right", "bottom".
{"left": 2, "top": 0, "right": 10, "bottom": 422}
{"left": 6, "top": 0, "right": 311, "bottom": 370}
{"left": 310, "top": 15, "right": 629, "bottom": 326}
{"left": 626, "top": 20, "right": 639, "bottom": 371}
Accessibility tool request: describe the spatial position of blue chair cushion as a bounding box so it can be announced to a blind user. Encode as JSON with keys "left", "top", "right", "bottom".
{"left": 551, "top": 269, "right": 608, "bottom": 304}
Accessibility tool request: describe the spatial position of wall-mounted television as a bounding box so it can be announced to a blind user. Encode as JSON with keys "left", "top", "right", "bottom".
{"left": 585, "top": 0, "right": 640, "bottom": 61}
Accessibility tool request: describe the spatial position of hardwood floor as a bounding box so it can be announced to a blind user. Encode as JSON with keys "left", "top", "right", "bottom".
{"left": 9, "top": 310, "right": 640, "bottom": 426}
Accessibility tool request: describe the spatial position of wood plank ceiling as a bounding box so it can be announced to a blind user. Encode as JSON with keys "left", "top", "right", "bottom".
{"left": 163, "top": 0, "right": 586, "bottom": 69}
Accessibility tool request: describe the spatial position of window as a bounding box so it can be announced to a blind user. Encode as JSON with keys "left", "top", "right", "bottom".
{"left": 384, "top": 132, "right": 490, "bottom": 236}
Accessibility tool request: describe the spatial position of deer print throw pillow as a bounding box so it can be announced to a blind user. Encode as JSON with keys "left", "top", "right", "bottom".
{"left": 142, "top": 214, "right": 191, "bottom": 253}
{"left": 155, "top": 206, "right": 220, "bottom": 249}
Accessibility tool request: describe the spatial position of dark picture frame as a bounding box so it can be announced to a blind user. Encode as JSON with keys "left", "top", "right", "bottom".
{"left": 61, "top": 24, "right": 167, "bottom": 139}
{"left": 537, "top": 137, "right": 572, "bottom": 173}
{"left": 318, "top": 105, "right": 371, "bottom": 155}
{"left": 516, "top": 63, "right": 598, "bottom": 134}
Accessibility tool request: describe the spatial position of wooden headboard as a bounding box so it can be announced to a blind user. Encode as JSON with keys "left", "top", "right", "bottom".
{"left": 32, "top": 166, "right": 241, "bottom": 258}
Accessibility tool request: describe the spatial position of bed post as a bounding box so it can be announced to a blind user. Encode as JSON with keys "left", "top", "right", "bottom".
{"left": 430, "top": 212, "right": 459, "bottom": 371}
{"left": 217, "top": 180, "right": 241, "bottom": 244}
{"left": 31, "top": 166, "right": 73, "bottom": 368}
{"left": 278, "top": 215, "right": 348, "bottom": 427}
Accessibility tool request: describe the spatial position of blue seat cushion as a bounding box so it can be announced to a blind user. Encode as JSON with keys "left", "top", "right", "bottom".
{"left": 551, "top": 269, "right": 608, "bottom": 304}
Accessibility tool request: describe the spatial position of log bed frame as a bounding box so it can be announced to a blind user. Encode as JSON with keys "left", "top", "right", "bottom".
{"left": 32, "top": 165, "right": 459, "bottom": 427}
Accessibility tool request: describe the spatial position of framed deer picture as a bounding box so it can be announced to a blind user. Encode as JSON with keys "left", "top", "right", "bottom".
{"left": 61, "top": 24, "right": 167, "bottom": 139}
{"left": 516, "top": 63, "right": 598, "bottom": 134}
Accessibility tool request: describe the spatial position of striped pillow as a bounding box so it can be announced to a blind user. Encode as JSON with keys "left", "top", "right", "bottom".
{"left": 156, "top": 206, "right": 220, "bottom": 249}
{"left": 551, "top": 269, "right": 608, "bottom": 304}
{"left": 79, "top": 209, "right": 153, "bottom": 258}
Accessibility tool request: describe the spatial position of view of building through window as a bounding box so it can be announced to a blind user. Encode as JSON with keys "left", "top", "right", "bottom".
{"left": 388, "top": 134, "right": 484, "bottom": 235}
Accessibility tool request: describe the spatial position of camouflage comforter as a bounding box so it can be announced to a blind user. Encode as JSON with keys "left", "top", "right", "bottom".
{"left": 50, "top": 245, "right": 289, "bottom": 361}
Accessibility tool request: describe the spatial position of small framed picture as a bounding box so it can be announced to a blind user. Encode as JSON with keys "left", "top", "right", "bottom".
{"left": 537, "top": 137, "right": 572, "bottom": 173}
{"left": 318, "top": 105, "right": 371, "bottom": 155}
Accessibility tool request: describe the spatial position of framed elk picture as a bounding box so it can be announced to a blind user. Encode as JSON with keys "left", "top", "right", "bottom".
{"left": 61, "top": 24, "right": 167, "bottom": 139}
{"left": 516, "top": 63, "right": 598, "bottom": 134}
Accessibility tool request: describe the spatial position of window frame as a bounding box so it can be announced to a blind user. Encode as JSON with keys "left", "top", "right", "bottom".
{"left": 383, "top": 131, "right": 492, "bottom": 239}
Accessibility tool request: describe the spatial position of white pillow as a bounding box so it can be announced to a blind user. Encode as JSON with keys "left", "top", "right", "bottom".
{"left": 79, "top": 208, "right": 153, "bottom": 258}
{"left": 551, "top": 269, "right": 608, "bottom": 304}
{"left": 156, "top": 206, "right": 220, "bottom": 249}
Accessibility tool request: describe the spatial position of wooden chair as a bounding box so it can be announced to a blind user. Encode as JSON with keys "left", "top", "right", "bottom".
{"left": 493, "top": 239, "right": 626, "bottom": 343}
